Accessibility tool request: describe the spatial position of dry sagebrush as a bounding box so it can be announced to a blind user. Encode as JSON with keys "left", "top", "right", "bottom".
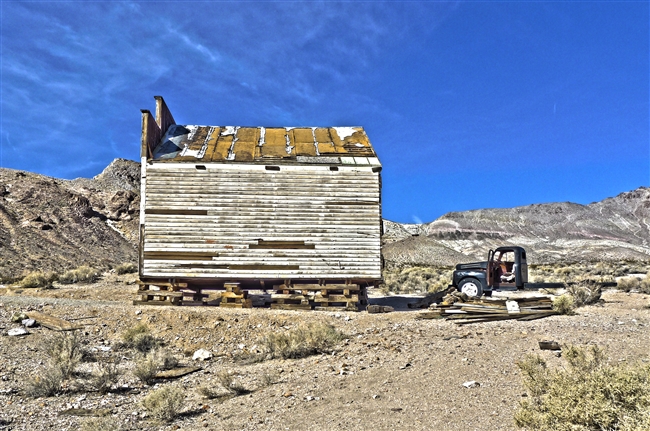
{"left": 515, "top": 345, "right": 650, "bottom": 431}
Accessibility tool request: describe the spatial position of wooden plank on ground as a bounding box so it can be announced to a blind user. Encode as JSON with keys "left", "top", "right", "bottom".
{"left": 155, "top": 366, "right": 202, "bottom": 379}
{"left": 25, "top": 311, "right": 83, "bottom": 331}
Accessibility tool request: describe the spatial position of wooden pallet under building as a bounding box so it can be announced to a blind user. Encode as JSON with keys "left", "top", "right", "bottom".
{"left": 134, "top": 280, "right": 368, "bottom": 311}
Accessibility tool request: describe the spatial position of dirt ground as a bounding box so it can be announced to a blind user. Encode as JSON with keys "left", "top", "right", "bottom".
{"left": 1, "top": 274, "right": 649, "bottom": 431}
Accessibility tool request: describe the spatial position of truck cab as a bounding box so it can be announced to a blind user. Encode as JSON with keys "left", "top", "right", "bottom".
{"left": 452, "top": 246, "right": 528, "bottom": 297}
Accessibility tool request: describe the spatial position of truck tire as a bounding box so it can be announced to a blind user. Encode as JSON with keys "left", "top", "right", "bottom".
{"left": 459, "top": 278, "right": 483, "bottom": 298}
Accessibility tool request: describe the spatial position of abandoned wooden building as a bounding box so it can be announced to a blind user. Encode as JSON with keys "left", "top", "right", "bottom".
{"left": 137, "top": 96, "right": 382, "bottom": 310}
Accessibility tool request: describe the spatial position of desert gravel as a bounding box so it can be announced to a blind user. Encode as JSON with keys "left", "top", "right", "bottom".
{"left": 1, "top": 275, "right": 649, "bottom": 430}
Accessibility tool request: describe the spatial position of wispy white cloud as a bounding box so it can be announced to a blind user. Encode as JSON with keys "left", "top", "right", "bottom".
{"left": 1, "top": 0, "right": 455, "bottom": 178}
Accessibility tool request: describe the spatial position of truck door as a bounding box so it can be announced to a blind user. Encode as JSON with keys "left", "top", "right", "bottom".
{"left": 515, "top": 249, "right": 528, "bottom": 286}
{"left": 487, "top": 249, "right": 495, "bottom": 286}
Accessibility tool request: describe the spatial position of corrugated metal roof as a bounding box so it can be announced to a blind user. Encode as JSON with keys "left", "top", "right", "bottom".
{"left": 152, "top": 125, "right": 381, "bottom": 166}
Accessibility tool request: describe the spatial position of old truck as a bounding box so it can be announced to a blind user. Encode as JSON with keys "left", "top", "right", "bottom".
{"left": 452, "top": 246, "right": 563, "bottom": 297}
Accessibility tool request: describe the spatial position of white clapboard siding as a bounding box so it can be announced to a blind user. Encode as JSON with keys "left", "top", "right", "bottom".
{"left": 141, "top": 163, "right": 382, "bottom": 280}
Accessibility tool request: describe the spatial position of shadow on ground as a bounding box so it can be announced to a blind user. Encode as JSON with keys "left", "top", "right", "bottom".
{"left": 367, "top": 294, "right": 424, "bottom": 311}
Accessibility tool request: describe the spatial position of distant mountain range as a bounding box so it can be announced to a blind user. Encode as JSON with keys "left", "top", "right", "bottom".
{"left": 0, "top": 159, "right": 648, "bottom": 280}
{"left": 383, "top": 187, "right": 650, "bottom": 266}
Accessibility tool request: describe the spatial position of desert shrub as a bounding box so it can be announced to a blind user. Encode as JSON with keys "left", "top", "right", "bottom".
{"left": 216, "top": 370, "right": 249, "bottom": 395}
{"left": 122, "top": 323, "right": 157, "bottom": 353}
{"left": 260, "top": 322, "right": 344, "bottom": 360}
{"left": 80, "top": 416, "right": 121, "bottom": 431}
{"left": 552, "top": 295, "right": 574, "bottom": 315}
{"left": 24, "top": 365, "right": 63, "bottom": 398}
{"left": 260, "top": 371, "right": 279, "bottom": 387}
{"left": 133, "top": 353, "right": 159, "bottom": 385}
{"left": 640, "top": 271, "right": 650, "bottom": 294}
{"left": 19, "top": 271, "right": 56, "bottom": 288}
{"left": 89, "top": 360, "right": 121, "bottom": 394}
{"left": 515, "top": 345, "right": 650, "bottom": 431}
{"left": 142, "top": 386, "right": 185, "bottom": 422}
{"left": 153, "top": 349, "right": 178, "bottom": 370}
{"left": 45, "top": 332, "right": 83, "bottom": 378}
{"left": 618, "top": 276, "right": 641, "bottom": 292}
{"left": 131, "top": 333, "right": 157, "bottom": 353}
{"left": 133, "top": 348, "right": 179, "bottom": 385}
{"left": 567, "top": 282, "right": 602, "bottom": 307}
{"left": 59, "top": 266, "right": 100, "bottom": 284}
{"left": 382, "top": 266, "right": 453, "bottom": 294}
{"left": 115, "top": 263, "right": 137, "bottom": 275}
{"left": 198, "top": 385, "right": 222, "bottom": 399}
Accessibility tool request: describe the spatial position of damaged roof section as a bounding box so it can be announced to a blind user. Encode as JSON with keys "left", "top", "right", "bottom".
{"left": 151, "top": 125, "right": 380, "bottom": 166}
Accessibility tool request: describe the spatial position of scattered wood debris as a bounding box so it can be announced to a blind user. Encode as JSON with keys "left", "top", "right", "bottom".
{"left": 155, "top": 366, "right": 202, "bottom": 379}
{"left": 25, "top": 311, "right": 83, "bottom": 331}
{"left": 416, "top": 295, "right": 558, "bottom": 324}
{"left": 367, "top": 305, "right": 394, "bottom": 314}
{"left": 538, "top": 340, "right": 561, "bottom": 350}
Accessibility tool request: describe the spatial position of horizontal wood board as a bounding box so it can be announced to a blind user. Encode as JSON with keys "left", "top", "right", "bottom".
{"left": 141, "top": 164, "right": 382, "bottom": 279}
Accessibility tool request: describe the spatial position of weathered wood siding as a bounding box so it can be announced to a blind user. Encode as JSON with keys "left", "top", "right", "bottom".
{"left": 141, "top": 162, "right": 381, "bottom": 280}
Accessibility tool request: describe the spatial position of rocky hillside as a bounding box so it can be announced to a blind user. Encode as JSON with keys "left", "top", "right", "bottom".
{"left": 383, "top": 187, "right": 650, "bottom": 266}
{"left": 0, "top": 159, "right": 139, "bottom": 280}
{"left": 1, "top": 158, "right": 648, "bottom": 279}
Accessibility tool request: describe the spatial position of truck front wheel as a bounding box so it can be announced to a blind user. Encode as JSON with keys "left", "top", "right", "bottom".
{"left": 459, "top": 278, "right": 483, "bottom": 298}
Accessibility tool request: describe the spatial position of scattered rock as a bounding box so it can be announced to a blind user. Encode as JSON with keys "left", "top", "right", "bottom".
{"left": 192, "top": 348, "right": 212, "bottom": 361}
{"left": 7, "top": 327, "right": 29, "bottom": 337}
{"left": 462, "top": 381, "right": 480, "bottom": 388}
{"left": 21, "top": 319, "right": 36, "bottom": 328}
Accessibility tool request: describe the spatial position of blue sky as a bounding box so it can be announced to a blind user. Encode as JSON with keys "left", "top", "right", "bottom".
{"left": 1, "top": 1, "right": 648, "bottom": 223}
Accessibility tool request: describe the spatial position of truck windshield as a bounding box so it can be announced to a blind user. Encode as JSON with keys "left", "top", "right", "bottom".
{"left": 496, "top": 251, "right": 514, "bottom": 263}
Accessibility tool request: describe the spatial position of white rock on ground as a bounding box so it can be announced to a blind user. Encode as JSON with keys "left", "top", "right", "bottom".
{"left": 193, "top": 348, "right": 212, "bottom": 361}
{"left": 7, "top": 327, "right": 29, "bottom": 336}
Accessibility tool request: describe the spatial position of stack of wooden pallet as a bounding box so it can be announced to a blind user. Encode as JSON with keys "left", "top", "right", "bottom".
{"left": 219, "top": 283, "right": 253, "bottom": 308}
{"left": 270, "top": 284, "right": 367, "bottom": 311}
{"left": 135, "top": 281, "right": 186, "bottom": 306}
{"left": 417, "top": 296, "right": 558, "bottom": 324}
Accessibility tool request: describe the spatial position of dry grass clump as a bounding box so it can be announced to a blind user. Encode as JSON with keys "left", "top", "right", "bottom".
{"left": 133, "top": 353, "right": 159, "bottom": 385}
{"left": 19, "top": 271, "right": 57, "bottom": 288}
{"left": 552, "top": 295, "right": 574, "bottom": 315}
{"left": 24, "top": 365, "right": 64, "bottom": 398}
{"left": 618, "top": 272, "right": 650, "bottom": 294}
{"left": 153, "top": 349, "right": 178, "bottom": 370}
{"left": 382, "top": 266, "right": 453, "bottom": 294}
{"left": 59, "top": 266, "right": 100, "bottom": 284}
{"left": 216, "top": 370, "right": 250, "bottom": 395}
{"left": 567, "top": 282, "right": 602, "bottom": 307}
{"left": 198, "top": 385, "right": 222, "bottom": 400}
{"left": 133, "top": 349, "right": 178, "bottom": 385}
{"left": 259, "top": 322, "right": 345, "bottom": 360}
{"left": 122, "top": 323, "right": 158, "bottom": 353}
{"left": 529, "top": 261, "right": 647, "bottom": 284}
{"left": 45, "top": 332, "right": 84, "bottom": 378}
{"left": 142, "top": 386, "right": 185, "bottom": 422}
{"left": 80, "top": 417, "right": 122, "bottom": 431}
{"left": 515, "top": 345, "right": 650, "bottom": 431}
{"left": 115, "top": 262, "right": 137, "bottom": 275}
{"left": 89, "top": 360, "right": 121, "bottom": 394}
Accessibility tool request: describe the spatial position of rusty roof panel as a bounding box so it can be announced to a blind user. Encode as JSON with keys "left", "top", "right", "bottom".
{"left": 295, "top": 142, "right": 317, "bottom": 156}
{"left": 293, "top": 128, "right": 315, "bottom": 144}
{"left": 152, "top": 125, "right": 379, "bottom": 166}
